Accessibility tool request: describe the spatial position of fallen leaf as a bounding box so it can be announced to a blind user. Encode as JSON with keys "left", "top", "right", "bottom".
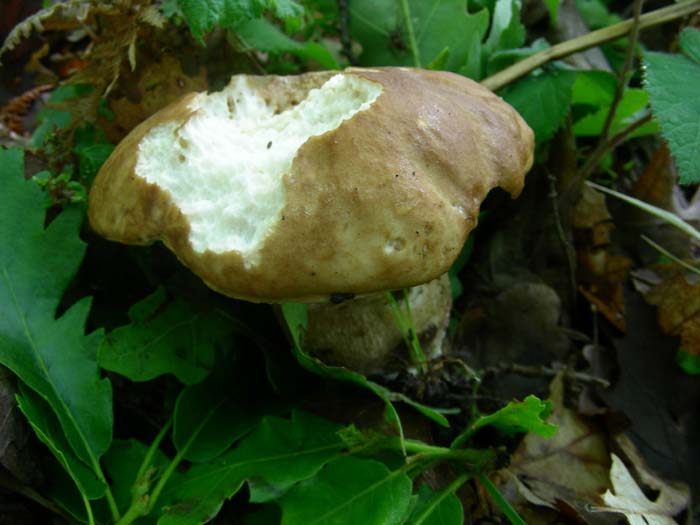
{"left": 644, "top": 272, "right": 700, "bottom": 359}
{"left": 591, "top": 453, "right": 689, "bottom": 525}
{"left": 574, "top": 185, "right": 632, "bottom": 331}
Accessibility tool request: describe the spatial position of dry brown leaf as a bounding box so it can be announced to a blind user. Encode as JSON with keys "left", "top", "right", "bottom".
{"left": 496, "top": 374, "right": 611, "bottom": 519}
{"left": 644, "top": 273, "right": 700, "bottom": 358}
{"left": 590, "top": 453, "right": 689, "bottom": 525}
{"left": 574, "top": 186, "right": 632, "bottom": 331}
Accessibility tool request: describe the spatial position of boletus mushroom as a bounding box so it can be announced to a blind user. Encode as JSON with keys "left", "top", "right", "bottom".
{"left": 89, "top": 67, "right": 534, "bottom": 373}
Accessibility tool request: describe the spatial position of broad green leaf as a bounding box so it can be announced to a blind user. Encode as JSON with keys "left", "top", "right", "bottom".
{"left": 407, "top": 484, "right": 463, "bottom": 525}
{"left": 500, "top": 69, "right": 576, "bottom": 143}
{"left": 235, "top": 18, "right": 338, "bottom": 69}
{"left": 16, "top": 385, "right": 106, "bottom": 501}
{"left": 575, "top": 0, "right": 621, "bottom": 29}
{"left": 0, "top": 149, "right": 112, "bottom": 465}
{"left": 471, "top": 395, "right": 557, "bottom": 437}
{"left": 483, "top": 0, "right": 525, "bottom": 65}
{"left": 644, "top": 29, "right": 700, "bottom": 184}
{"left": 573, "top": 87, "right": 658, "bottom": 138}
{"left": 487, "top": 38, "right": 549, "bottom": 76}
{"left": 98, "top": 288, "right": 232, "bottom": 385}
{"left": 157, "top": 411, "right": 345, "bottom": 524}
{"left": 349, "top": 0, "right": 488, "bottom": 73}
{"left": 680, "top": 27, "right": 700, "bottom": 64}
{"left": 173, "top": 356, "right": 279, "bottom": 463}
{"left": 102, "top": 439, "right": 170, "bottom": 513}
{"left": 281, "top": 303, "right": 451, "bottom": 431}
{"left": 279, "top": 456, "right": 412, "bottom": 525}
{"left": 178, "top": 0, "right": 304, "bottom": 42}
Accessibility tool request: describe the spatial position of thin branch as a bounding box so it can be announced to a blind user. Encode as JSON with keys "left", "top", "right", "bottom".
{"left": 337, "top": 0, "right": 355, "bottom": 65}
{"left": 482, "top": 362, "right": 611, "bottom": 388}
{"left": 577, "top": 112, "right": 653, "bottom": 181}
{"left": 400, "top": 0, "right": 421, "bottom": 67}
{"left": 481, "top": 0, "right": 700, "bottom": 91}
{"left": 599, "top": 0, "right": 644, "bottom": 142}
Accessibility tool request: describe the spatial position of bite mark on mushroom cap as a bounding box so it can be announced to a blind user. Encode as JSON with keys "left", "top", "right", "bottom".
{"left": 88, "top": 67, "right": 534, "bottom": 303}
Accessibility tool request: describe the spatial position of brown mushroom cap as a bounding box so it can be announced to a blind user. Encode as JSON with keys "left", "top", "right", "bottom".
{"left": 88, "top": 67, "right": 534, "bottom": 302}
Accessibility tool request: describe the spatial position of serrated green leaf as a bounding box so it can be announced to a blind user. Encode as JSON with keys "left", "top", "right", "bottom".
{"left": 279, "top": 456, "right": 412, "bottom": 525}
{"left": 235, "top": 18, "right": 338, "bottom": 69}
{"left": 173, "top": 356, "right": 280, "bottom": 463}
{"left": 74, "top": 143, "right": 114, "bottom": 182}
{"left": 680, "top": 27, "right": 700, "bottom": 64}
{"left": 349, "top": 0, "right": 488, "bottom": 73}
{"left": 157, "top": 411, "right": 345, "bottom": 524}
{"left": 500, "top": 69, "right": 576, "bottom": 143}
{"left": 0, "top": 149, "right": 112, "bottom": 466}
{"left": 102, "top": 439, "right": 170, "bottom": 513}
{"left": 16, "top": 385, "right": 106, "bottom": 501}
{"left": 179, "top": 0, "right": 304, "bottom": 43}
{"left": 472, "top": 395, "right": 557, "bottom": 437}
{"left": 407, "top": 483, "right": 463, "bottom": 525}
{"left": 644, "top": 49, "right": 700, "bottom": 184}
{"left": 98, "top": 288, "right": 232, "bottom": 385}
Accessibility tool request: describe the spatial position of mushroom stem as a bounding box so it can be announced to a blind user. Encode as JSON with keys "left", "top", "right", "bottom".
{"left": 303, "top": 275, "right": 452, "bottom": 374}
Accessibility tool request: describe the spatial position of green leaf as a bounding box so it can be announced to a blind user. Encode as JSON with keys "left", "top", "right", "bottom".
{"left": 543, "top": 0, "right": 560, "bottom": 25}
{"left": 157, "top": 411, "right": 345, "bottom": 524}
{"left": 644, "top": 33, "right": 700, "bottom": 184}
{"left": 102, "top": 439, "right": 170, "bottom": 513}
{"left": 235, "top": 18, "right": 338, "bottom": 69}
{"left": 500, "top": 69, "right": 576, "bottom": 143}
{"left": 178, "top": 0, "right": 304, "bottom": 42}
{"left": 16, "top": 385, "right": 106, "bottom": 501}
{"left": 349, "top": 0, "right": 488, "bottom": 73}
{"left": 0, "top": 149, "right": 112, "bottom": 465}
{"left": 483, "top": 0, "right": 525, "bottom": 63}
{"left": 172, "top": 356, "right": 279, "bottom": 463}
{"left": 407, "top": 483, "right": 463, "bottom": 525}
{"left": 487, "top": 38, "right": 549, "bottom": 76}
{"left": 281, "top": 304, "right": 451, "bottom": 432}
{"left": 472, "top": 395, "right": 557, "bottom": 437}
{"left": 98, "top": 288, "right": 232, "bottom": 385}
{"left": 573, "top": 86, "right": 658, "bottom": 138}
{"left": 30, "top": 85, "right": 94, "bottom": 148}
{"left": 680, "top": 27, "right": 700, "bottom": 64}
{"left": 677, "top": 349, "right": 700, "bottom": 375}
{"left": 280, "top": 456, "right": 412, "bottom": 525}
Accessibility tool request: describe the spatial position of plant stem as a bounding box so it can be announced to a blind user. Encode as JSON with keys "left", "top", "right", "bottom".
{"left": 586, "top": 181, "right": 700, "bottom": 242}
{"left": 135, "top": 417, "right": 173, "bottom": 483}
{"left": 577, "top": 112, "right": 653, "bottom": 181}
{"left": 478, "top": 473, "right": 526, "bottom": 525}
{"left": 400, "top": 0, "right": 421, "bottom": 67}
{"left": 641, "top": 235, "right": 700, "bottom": 275}
{"left": 600, "top": 0, "right": 644, "bottom": 142}
{"left": 481, "top": 0, "right": 700, "bottom": 91}
{"left": 411, "top": 472, "right": 471, "bottom": 525}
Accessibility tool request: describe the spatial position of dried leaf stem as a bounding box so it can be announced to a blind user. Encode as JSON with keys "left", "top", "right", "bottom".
{"left": 481, "top": 0, "right": 700, "bottom": 91}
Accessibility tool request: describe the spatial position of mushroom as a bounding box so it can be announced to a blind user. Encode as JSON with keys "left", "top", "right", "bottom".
{"left": 89, "top": 67, "right": 534, "bottom": 372}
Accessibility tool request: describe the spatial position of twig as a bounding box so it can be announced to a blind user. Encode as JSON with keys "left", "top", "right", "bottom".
{"left": 337, "top": 0, "right": 355, "bottom": 65}
{"left": 481, "top": 0, "right": 700, "bottom": 91}
{"left": 399, "top": 0, "right": 421, "bottom": 67}
{"left": 641, "top": 234, "right": 700, "bottom": 275}
{"left": 577, "top": 112, "right": 653, "bottom": 181}
{"left": 600, "top": 0, "right": 644, "bottom": 142}
{"left": 482, "top": 362, "right": 611, "bottom": 388}
{"left": 547, "top": 172, "right": 578, "bottom": 305}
